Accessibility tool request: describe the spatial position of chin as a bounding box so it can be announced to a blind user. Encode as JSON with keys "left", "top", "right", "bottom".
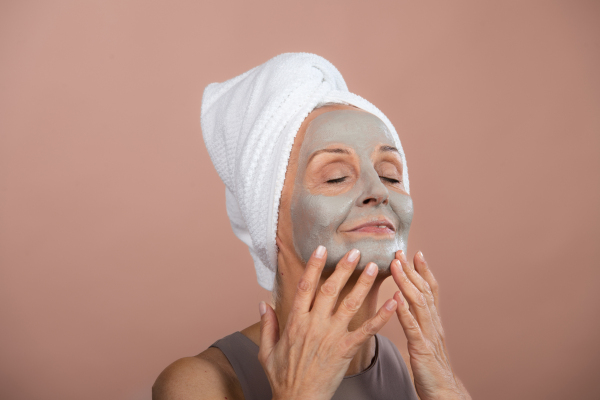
{"left": 355, "top": 249, "right": 397, "bottom": 272}
{"left": 322, "top": 238, "right": 403, "bottom": 273}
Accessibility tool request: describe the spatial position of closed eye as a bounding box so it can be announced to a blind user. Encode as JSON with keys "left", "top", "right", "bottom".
{"left": 380, "top": 176, "right": 400, "bottom": 184}
{"left": 327, "top": 176, "right": 347, "bottom": 184}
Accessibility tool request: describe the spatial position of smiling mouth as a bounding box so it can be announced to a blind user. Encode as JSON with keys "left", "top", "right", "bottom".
{"left": 345, "top": 219, "right": 396, "bottom": 235}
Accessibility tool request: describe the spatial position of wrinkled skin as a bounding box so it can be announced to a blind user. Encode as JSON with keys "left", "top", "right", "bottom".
{"left": 290, "top": 109, "right": 413, "bottom": 273}
{"left": 256, "top": 104, "right": 471, "bottom": 400}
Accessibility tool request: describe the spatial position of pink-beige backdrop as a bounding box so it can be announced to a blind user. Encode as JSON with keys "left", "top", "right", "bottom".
{"left": 1, "top": 1, "right": 599, "bottom": 399}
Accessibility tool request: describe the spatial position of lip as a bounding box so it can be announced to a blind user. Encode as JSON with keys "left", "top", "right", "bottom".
{"left": 344, "top": 218, "right": 396, "bottom": 235}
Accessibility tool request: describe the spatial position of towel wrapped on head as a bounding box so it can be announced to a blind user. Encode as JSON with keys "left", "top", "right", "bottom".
{"left": 201, "top": 53, "right": 409, "bottom": 291}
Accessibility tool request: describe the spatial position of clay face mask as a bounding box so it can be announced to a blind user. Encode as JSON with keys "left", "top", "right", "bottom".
{"left": 290, "top": 109, "right": 413, "bottom": 272}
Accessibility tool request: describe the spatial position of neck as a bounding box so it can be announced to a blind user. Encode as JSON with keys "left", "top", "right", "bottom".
{"left": 274, "top": 250, "right": 388, "bottom": 376}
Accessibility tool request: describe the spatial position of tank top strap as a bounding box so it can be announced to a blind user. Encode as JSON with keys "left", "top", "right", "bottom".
{"left": 210, "top": 331, "right": 272, "bottom": 400}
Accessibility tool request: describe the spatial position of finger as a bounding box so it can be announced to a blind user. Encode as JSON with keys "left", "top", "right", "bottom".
{"left": 396, "top": 249, "right": 412, "bottom": 268}
{"left": 312, "top": 248, "right": 360, "bottom": 317}
{"left": 414, "top": 251, "right": 440, "bottom": 310}
{"left": 390, "top": 256, "right": 435, "bottom": 338}
{"left": 413, "top": 251, "right": 446, "bottom": 340}
{"left": 398, "top": 252, "right": 436, "bottom": 313}
{"left": 333, "top": 262, "right": 379, "bottom": 324}
{"left": 344, "top": 298, "right": 397, "bottom": 353}
{"left": 291, "top": 245, "right": 327, "bottom": 315}
{"left": 257, "top": 301, "right": 279, "bottom": 364}
{"left": 393, "top": 291, "right": 429, "bottom": 350}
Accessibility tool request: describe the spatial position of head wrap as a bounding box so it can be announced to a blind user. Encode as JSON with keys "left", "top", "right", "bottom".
{"left": 201, "top": 53, "right": 409, "bottom": 290}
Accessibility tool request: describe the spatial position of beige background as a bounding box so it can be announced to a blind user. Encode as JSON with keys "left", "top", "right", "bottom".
{"left": 1, "top": 1, "right": 599, "bottom": 399}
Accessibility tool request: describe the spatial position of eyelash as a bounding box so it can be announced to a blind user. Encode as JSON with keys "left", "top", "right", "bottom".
{"left": 380, "top": 176, "right": 400, "bottom": 184}
{"left": 326, "top": 176, "right": 400, "bottom": 184}
{"left": 327, "top": 177, "right": 347, "bottom": 184}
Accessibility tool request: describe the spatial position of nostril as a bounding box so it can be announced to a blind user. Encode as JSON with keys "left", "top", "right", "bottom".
{"left": 362, "top": 196, "right": 387, "bottom": 205}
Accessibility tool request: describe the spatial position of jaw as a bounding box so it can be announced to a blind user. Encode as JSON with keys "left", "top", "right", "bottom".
{"left": 319, "top": 233, "right": 404, "bottom": 272}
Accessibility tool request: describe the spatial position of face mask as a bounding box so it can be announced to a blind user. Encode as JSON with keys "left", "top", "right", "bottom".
{"left": 291, "top": 109, "right": 413, "bottom": 272}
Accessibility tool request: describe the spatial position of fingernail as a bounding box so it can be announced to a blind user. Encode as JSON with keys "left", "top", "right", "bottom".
{"left": 348, "top": 249, "right": 360, "bottom": 262}
{"left": 400, "top": 250, "right": 406, "bottom": 263}
{"left": 417, "top": 251, "right": 425, "bottom": 262}
{"left": 259, "top": 301, "right": 267, "bottom": 317}
{"left": 398, "top": 251, "right": 407, "bottom": 263}
{"left": 315, "top": 245, "right": 326, "bottom": 259}
{"left": 386, "top": 299, "right": 397, "bottom": 311}
{"left": 366, "top": 263, "right": 378, "bottom": 276}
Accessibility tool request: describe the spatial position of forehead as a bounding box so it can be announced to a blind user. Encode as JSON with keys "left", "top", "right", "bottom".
{"left": 301, "top": 109, "right": 394, "bottom": 155}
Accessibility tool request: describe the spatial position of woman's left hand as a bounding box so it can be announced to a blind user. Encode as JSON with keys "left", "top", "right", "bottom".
{"left": 390, "top": 250, "right": 471, "bottom": 400}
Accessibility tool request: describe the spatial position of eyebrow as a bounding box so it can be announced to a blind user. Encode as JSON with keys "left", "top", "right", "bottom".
{"left": 378, "top": 145, "right": 400, "bottom": 154}
{"left": 308, "top": 148, "right": 351, "bottom": 163}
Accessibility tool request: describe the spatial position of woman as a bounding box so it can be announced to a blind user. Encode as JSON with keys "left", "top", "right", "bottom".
{"left": 153, "top": 53, "right": 471, "bottom": 400}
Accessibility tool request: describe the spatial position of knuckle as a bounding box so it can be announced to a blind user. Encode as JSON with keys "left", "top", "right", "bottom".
{"left": 401, "top": 301, "right": 411, "bottom": 314}
{"left": 338, "top": 260, "right": 354, "bottom": 271}
{"left": 422, "top": 286, "right": 434, "bottom": 302}
{"left": 303, "top": 325, "right": 318, "bottom": 342}
{"left": 424, "top": 293, "right": 435, "bottom": 306}
{"left": 304, "top": 260, "right": 323, "bottom": 275}
{"left": 376, "top": 309, "right": 387, "bottom": 323}
{"left": 361, "top": 321, "right": 376, "bottom": 336}
{"left": 415, "top": 293, "right": 427, "bottom": 307}
{"left": 306, "top": 257, "right": 323, "bottom": 270}
{"left": 337, "top": 339, "right": 352, "bottom": 357}
{"left": 320, "top": 282, "right": 338, "bottom": 297}
{"left": 297, "top": 278, "right": 312, "bottom": 293}
{"left": 260, "top": 318, "right": 271, "bottom": 332}
{"left": 286, "top": 313, "right": 299, "bottom": 328}
{"left": 358, "top": 275, "right": 373, "bottom": 288}
{"left": 422, "top": 281, "right": 432, "bottom": 295}
{"left": 285, "top": 323, "right": 299, "bottom": 340}
{"left": 336, "top": 337, "right": 355, "bottom": 360}
{"left": 342, "top": 296, "right": 360, "bottom": 312}
{"left": 407, "top": 319, "right": 420, "bottom": 332}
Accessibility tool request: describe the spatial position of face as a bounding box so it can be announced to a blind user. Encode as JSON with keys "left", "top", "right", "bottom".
{"left": 290, "top": 108, "right": 413, "bottom": 272}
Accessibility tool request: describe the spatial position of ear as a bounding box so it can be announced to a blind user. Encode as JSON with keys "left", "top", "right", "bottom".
{"left": 275, "top": 236, "right": 283, "bottom": 253}
{"left": 275, "top": 234, "right": 292, "bottom": 255}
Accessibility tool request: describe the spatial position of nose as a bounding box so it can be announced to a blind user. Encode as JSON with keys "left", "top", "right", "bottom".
{"left": 355, "top": 167, "right": 389, "bottom": 207}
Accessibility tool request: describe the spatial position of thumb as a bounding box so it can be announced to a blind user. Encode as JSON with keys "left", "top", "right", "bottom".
{"left": 258, "top": 301, "right": 279, "bottom": 359}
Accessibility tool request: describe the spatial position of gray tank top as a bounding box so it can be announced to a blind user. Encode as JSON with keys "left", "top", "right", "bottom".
{"left": 210, "top": 332, "right": 419, "bottom": 400}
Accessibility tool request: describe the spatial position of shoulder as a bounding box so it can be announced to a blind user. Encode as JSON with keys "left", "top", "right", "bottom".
{"left": 152, "top": 347, "right": 244, "bottom": 400}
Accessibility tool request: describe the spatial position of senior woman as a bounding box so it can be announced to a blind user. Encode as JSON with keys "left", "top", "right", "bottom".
{"left": 153, "top": 53, "right": 471, "bottom": 400}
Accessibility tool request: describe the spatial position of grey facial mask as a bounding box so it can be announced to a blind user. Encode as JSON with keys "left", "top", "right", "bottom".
{"left": 290, "top": 109, "right": 413, "bottom": 272}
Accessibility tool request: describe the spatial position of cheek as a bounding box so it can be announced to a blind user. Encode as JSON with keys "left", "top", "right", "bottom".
{"left": 290, "top": 189, "right": 355, "bottom": 259}
{"left": 390, "top": 194, "right": 414, "bottom": 240}
{"left": 292, "top": 192, "right": 354, "bottom": 235}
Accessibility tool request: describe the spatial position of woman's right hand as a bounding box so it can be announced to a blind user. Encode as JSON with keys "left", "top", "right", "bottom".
{"left": 257, "top": 246, "right": 398, "bottom": 400}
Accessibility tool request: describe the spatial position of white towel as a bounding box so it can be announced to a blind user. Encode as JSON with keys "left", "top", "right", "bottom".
{"left": 201, "top": 53, "right": 409, "bottom": 290}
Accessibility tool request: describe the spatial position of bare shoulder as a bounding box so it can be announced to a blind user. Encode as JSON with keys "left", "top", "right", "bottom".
{"left": 152, "top": 347, "right": 244, "bottom": 400}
